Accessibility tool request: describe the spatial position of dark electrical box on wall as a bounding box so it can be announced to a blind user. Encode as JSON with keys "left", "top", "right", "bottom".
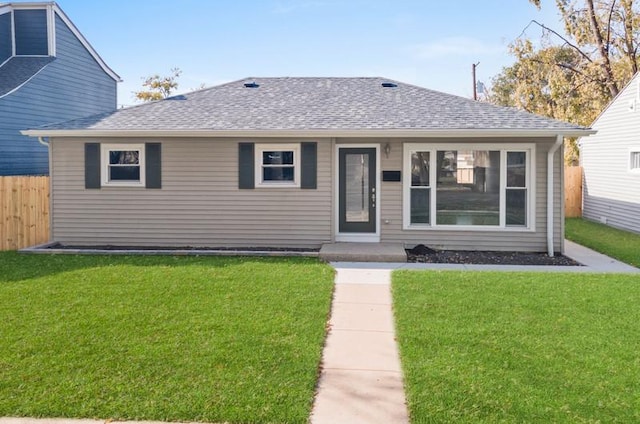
{"left": 382, "top": 171, "right": 401, "bottom": 182}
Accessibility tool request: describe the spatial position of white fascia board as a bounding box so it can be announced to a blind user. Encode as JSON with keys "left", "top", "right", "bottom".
{"left": 51, "top": 3, "right": 121, "bottom": 82}
{"left": 2, "top": 3, "right": 55, "bottom": 10}
{"left": 21, "top": 128, "right": 597, "bottom": 139}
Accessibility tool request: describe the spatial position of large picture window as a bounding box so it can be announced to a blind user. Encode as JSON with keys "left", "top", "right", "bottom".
{"left": 436, "top": 150, "right": 500, "bottom": 226}
{"left": 404, "top": 144, "right": 534, "bottom": 230}
{"left": 255, "top": 144, "right": 300, "bottom": 187}
{"left": 101, "top": 144, "right": 145, "bottom": 187}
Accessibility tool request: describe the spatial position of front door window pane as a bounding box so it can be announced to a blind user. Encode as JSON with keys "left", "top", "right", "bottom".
{"left": 345, "top": 153, "right": 369, "bottom": 222}
{"left": 436, "top": 150, "right": 500, "bottom": 225}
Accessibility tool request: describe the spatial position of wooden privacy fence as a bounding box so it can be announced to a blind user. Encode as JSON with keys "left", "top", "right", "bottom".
{"left": 565, "top": 166, "right": 582, "bottom": 218}
{"left": 0, "top": 176, "right": 50, "bottom": 251}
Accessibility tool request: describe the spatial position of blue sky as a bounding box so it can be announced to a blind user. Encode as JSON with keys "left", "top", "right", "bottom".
{"left": 53, "top": 0, "right": 563, "bottom": 107}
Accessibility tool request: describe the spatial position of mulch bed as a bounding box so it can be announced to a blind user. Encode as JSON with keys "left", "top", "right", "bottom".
{"left": 406, "top": 244, "right": 582, "bottom": 266}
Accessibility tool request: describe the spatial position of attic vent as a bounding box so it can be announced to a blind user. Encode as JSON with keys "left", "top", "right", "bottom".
{"left": 244, "top": 82, "right": 260, "bottom": 88}
{"left": 381, "top": 82, "right": 397, "bottom": 88}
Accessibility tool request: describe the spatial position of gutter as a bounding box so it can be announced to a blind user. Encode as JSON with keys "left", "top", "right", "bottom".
{"left": 547, "top": 134, "right": 563, "bottom": 256}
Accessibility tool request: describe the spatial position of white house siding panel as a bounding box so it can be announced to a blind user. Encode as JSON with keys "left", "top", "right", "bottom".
{"left": 581, "top": 73, "right": 640, "bottom": 234}
{"left": 51, "top": 138, "right": 333, "bottom": 248}
{"left": 371, "top": 137, "right": 561, "bottom": 252}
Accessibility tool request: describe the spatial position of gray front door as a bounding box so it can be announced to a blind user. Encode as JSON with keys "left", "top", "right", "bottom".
{"left": 339, "top": 148, "right": 377, "bottom": 233}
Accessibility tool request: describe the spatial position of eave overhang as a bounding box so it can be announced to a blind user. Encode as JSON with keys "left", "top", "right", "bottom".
{"left": 21, "top": 128, "right": 596, "bottom": 139}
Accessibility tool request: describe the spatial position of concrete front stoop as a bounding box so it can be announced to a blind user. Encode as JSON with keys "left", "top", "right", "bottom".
{"left": 319, "top": 243, "right": 407, "bottom": 263}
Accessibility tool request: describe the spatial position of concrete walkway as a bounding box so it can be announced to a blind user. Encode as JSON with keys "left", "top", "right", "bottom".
{"left": 310, "top": 267, "right": 409, "bottom": 424}
{"left": 310, "top": 241, "right": 639, "bottom": 423}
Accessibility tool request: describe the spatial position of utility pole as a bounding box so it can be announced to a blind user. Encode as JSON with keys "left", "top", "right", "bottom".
{"left": 472, "top": 62, "right": 480, "bottom": 100}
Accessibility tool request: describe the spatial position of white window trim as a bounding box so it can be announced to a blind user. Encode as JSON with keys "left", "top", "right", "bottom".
{"left": 402, "top": 143, "right": 536, "bottom": 232}
{"left": 101, "top": 143, "right": 145, "bottom": 187}
{"left": 629, "top": 149, "right": 640, "bottom": 173}
{"left": 255, "top": 143, "right": 301, "bottom": 188}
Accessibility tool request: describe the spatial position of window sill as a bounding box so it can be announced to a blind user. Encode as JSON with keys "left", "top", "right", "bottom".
{"left": 100, "top": 182, "right": 145, "bottom": 188}
{"left": 255, "top": 183, "right": 300, "bottom": 188}
{"left": 403, "top": 224, "right": 534, "bottom": 232}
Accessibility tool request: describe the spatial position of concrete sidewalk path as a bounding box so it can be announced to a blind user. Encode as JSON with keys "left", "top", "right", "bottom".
{"left": 310, "top": 267, "right": 409, "bottom": 424}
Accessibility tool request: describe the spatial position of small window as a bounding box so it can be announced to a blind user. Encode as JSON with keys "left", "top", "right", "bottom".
{"left": 506, "top": 151, "right": 528, "bottom": 226}
{"left": 101, "top": 144, "right": 145, "bottom": 187}
{"left": 255, "top": 144, "right": 300, "bottom": 187}
{"left": 630, "top": 151, "right": 640, "bottom": 172}
{"left": 409, "top": 151, "right": 430, "bottom": 224}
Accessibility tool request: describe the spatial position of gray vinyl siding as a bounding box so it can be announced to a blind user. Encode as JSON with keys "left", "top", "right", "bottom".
{"left": 50, "top": 138, "right": 333, "bottom": 248}
{"left": 0, "top": 13, "right": 116, "bottom": 175}
{"left": 581, "top": 73, "right": 640, "bottom": 234}
{"left": 51, "top": 136, "right": 562, "bottom": 250}
{"left": 14, "top": 9, "right": 48, "bottom": 56}
{"left": 372, "top": 137, "right": 561, "bottom": 252}
{"left": 0, "top": 12, "right": 11, "bottom": 63}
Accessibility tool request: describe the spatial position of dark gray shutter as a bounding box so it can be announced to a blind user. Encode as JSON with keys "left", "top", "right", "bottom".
{"left": 145, "top": 143, "right": 162, "bottom": 189}
{"left": 301, "top": 142, "right": 317, "bottom": 189}
{"left": 84, "top": 143, "right": 101, "bottom": 189}
{"left": 238, "top": 143, "right": 255, "bottom": 189}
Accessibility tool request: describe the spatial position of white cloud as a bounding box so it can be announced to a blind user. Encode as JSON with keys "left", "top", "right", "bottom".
{"left": 409, "top": 36, "right": 505, "bottom": 59}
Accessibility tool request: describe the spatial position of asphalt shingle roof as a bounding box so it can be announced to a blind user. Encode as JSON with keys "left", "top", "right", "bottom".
{"left": 34, "top": 77, "right": 586, "bottom": 132}
{"left": 0, "top": 56, "right": 55, "bottom": 97}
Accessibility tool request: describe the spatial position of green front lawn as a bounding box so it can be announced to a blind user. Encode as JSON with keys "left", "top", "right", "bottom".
{"left": 393, "top": 270, "right": 640, "bottom": 423}
{"left": 0, "top": 252, "right": 334, "bottom": 424}
{"left": 566, "top": 217, "right": 640, "bottom": 267}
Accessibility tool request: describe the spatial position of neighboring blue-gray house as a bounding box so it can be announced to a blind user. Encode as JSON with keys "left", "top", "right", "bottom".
{"left": 580, "top": 72, "right": 640, "bottom": 234}
{"left": 0, "top": 1, "right": 119, "bottom": 175}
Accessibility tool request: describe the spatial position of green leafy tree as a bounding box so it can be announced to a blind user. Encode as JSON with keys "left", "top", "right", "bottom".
{"left": 134, "top": 67, "right": 182, "bottom": 102}
{"left": 489, "top": 0, "right": 640, "bottom": 163}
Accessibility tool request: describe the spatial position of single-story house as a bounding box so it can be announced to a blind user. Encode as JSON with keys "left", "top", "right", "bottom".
{"left": 580, "top": 72, "right": 640, "bottom": 234}
{"left": 23, "top": 77, "right": 592, "bottom": 254}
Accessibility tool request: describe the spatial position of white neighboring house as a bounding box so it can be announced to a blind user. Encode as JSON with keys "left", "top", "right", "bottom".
{"left": 580, "top": 72, "right": 640, "bottom": 234}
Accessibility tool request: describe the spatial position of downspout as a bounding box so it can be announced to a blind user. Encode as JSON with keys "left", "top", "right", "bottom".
{"left": 37, "top": 137, "right": 49, "bottom": 147}
{"left": 547, "top": 135, "right": 563, "bottom": 256}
